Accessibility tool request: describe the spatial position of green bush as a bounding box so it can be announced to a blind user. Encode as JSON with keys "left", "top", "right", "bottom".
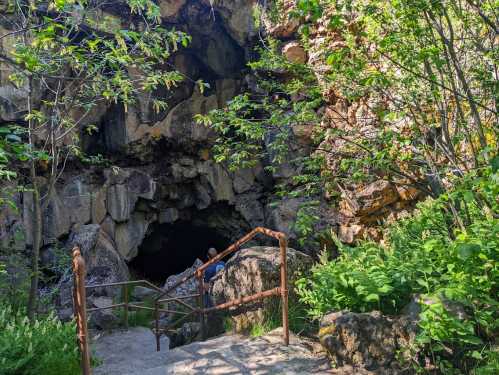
{"left": 296, "top": 168, "right": 498, "bottom": 373}
{"left": 0, "top": 305, "right": 80, "bottom": 375}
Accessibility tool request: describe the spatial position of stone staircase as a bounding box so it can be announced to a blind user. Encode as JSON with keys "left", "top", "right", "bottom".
{"left": 93, "top": 327, "right": 332, "bottom": 375}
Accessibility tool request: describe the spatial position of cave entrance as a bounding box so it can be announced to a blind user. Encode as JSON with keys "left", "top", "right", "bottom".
{"left": 129, "top": 221, "right": 231, "bottom": 284}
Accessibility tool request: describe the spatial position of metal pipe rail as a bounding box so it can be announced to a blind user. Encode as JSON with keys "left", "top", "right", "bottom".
{"left": 72, "top": 248, "right": 92, "bottom": 375}
{"left": 72, "top": 247, "right": 194, "bottom": 374}
{"left": 153, "top": 226, "right": 289, "bottom": 351}
{"left": 72, "top": 227, "right": 289, "bottom": 371}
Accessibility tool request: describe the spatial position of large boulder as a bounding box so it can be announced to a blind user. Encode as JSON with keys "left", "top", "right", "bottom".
{"left": 0, "top": 24, "right": 28, "bottom": 122}
{"left": 61, "top": 176, "right": 92, "bottom": 227}
{"left": 56, "top": 224, "right": 129, "bottom": 310}
{"left": 168, "top": 321, "right": 201, "bottom": 349}
{"left": 211, "top": 246, "right": 312, "bottom": 332}
{"left": 263, "top": 0, "right": 301, "bottom": 39}
{"left": 204, "top": 0, "right": 257, "bottom": 46}
{"left": 340, "top": 180, "right": 399, "bottom": 218}
{"left": 158, "top": 0, "right": 187, "bottom": 19}
{"left": 234, "top": 193, "right": 265, "bottom": 228}
{"left": 114, "top": 211, "right": 154, "bottom": 261}
{"left": 319, "top": 311, "right": 416, "bottom": 372}
{"left": 147, "top": 89, "right": 218, "bottom": 144}
{"left": 198, "top": 161, "right": 235, "bottom": 203}
{"left": 106, "top": 184, "right": 132, "bottom": 222}
{"left": 162, "top": 258, "right": 203, "bottom": 312}
{"left": 282, "top": 41, "right": 307, "bottom": 64}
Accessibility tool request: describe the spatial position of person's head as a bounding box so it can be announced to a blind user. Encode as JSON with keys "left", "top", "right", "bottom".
{"left": 207, "top": 247, "right": 217, "bottom": 259}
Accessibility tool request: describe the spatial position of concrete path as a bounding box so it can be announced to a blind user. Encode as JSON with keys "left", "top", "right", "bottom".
{"left": 93, "top": 327, "right": 332, "bottom": 374}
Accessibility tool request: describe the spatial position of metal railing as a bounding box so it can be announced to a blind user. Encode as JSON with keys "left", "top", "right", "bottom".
{"left": 72, "top": 248, "right": 92, "bottom": 375}
{"left": 72, "top": 249, "right": 170, "bottom": 375}
{"left": 72, "top": 227, "right": 289, "bottom": 373}
{"left": 153, "top": 226, "right": 289, "bottom": 350}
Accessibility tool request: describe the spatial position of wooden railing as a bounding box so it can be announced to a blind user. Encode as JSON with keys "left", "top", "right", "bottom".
{"left": 72, "top": 227, "right": 289, "bottom": 373}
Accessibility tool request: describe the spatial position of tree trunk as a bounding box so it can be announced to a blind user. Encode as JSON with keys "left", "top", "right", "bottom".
{"left": 27, "top": 172, "right": 42, "bottom": 321}
{"left": 26, "top": 72, "right": 42, "bottom": 321}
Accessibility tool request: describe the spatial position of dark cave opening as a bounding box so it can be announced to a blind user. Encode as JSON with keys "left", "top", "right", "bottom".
{"left": 128, "top": 221, "right": 231, "bottom": 284}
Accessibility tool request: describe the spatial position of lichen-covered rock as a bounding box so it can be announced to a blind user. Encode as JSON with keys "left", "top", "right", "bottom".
{"left": 56, "top": 224, "right": 129, "bottom": 310}
{"left": 234, "top": 193, "right": 265, "bottom": 228}
{"left": 158, "top": 0, "right": 187, "bottom": 18}
{"left": 338, "top": 224, "right": 364, "bottom": 244}
{"left": 168, "top": 321, "right": 201, "bottom": 349}
{"left": 107, "top": 184, "right": 131, "bottom": 222}
{"left": 282, "top": 41, "right": 307, "bottom": 64}
{"left": 114, "top": 211, "right": 154, "bottom": 261}
{"left": 61, "top": 176, "right": 92, "bottom": 226}
{"left": 88, "top": 296, "right": 121, "bottom": 330}
{"left": 211, "top": 246, "right": 312, "bottom": 333}
{"left": 319, "top": 311, "right": 416, "bottom": 373}
{"left": 162, "top": 258, "right": 203, "bottom": 314}
{"left": 204, "top": 0, "right": 257, "bottom": 46}
{"left": 264, "top": 0, "right": 301, "bottom": 39}
{"left": 340, "top": 180, "right": 399, "bottom": 218}
{"left": 198, "top": 160, "right": 235, "bottom": 203}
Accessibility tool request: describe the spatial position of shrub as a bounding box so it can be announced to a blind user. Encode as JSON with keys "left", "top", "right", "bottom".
{"left": 0, "top": 305, "right": 80, "bottom": 375}
{"left": 296, "top": 168, "right": 498, "bottom": 373}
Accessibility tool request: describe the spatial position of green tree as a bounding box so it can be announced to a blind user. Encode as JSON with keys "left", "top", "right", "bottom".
{"left": 0, "top": 0, "right": 189, "bottom": 319}
{"left": 200, "top": 0, "right": 497, "bottom": 245}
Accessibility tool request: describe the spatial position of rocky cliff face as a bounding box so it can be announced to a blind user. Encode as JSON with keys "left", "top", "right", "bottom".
{"left": 261, "top": 1, "right": 423, "bottom": 244}
{"left": 0, "top": 0, "right": 424, "bottom": 291}
{"left": 0, "top": 0, "right": 312, "bottom": 293}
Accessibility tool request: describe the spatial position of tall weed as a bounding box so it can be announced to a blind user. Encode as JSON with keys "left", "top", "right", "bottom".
{"left": 0, "top": 305, "right": 80, "bottom": 375}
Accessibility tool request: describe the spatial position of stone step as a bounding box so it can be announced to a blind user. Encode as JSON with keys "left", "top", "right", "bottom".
{"left": 93, "top": 327, "right": 332, "bottom": 375}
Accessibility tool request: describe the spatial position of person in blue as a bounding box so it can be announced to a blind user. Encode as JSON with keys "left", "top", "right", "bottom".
{"left": 203, "top": 247, "right": 225, "bottom": 307}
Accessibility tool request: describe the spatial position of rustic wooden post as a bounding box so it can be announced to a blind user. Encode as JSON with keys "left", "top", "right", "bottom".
{"left": 279, "top": 236, "right": 289, "bottom": 346}
{"left": 72, "top": 247, "right": 92, "bottom": 375}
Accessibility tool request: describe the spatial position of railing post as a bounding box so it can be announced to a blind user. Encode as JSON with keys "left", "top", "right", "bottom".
{"left": 279, "top": 236, "right": 289, "bottom": 346}
{"left": 155, "top": 301, "right": 160, "bottom": 352}
{"left": 72, "top": 247, "right": 92, "bottom": 375}
{"left": 197, "top": 272, "right": 206, "bottom": 340}
{"left": 123, "top": 284, "right": 129, "bottom": 329}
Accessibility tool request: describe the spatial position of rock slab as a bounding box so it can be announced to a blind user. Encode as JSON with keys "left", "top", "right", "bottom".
{"left": 211, "top": 246, "right": 312, "bottom": 333}
{"left": 94, "top": 328, "right": 331, "bottom": 375}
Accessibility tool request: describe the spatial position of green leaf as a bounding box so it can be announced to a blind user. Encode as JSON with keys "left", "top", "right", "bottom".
{"left": 416, "top": 279, "right": 429, "bottom": 288}
{"left": 365, "top": 294, "right": 380, "bottom": 302}
{"left": 462, "top": 191, "right": 474, "bottom": 203}
{"left": 470, "top": 351, "right": 483, "bottom": 360}
{"left": 491, "top": 155, "right": 499, "bottom": 173}
{"left": 6, "top": 134, "right": 22, "bottom": 143}
{"left": 457, "top": 243, "right": 480, "bottom": 260}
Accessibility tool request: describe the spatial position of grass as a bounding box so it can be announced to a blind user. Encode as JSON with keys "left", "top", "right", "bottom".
{"left": 238, "top": 297, "right": 316, "bottom": 338}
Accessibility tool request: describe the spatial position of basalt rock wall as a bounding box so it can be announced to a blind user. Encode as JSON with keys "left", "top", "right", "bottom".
{"left": 0, "top": 0, "right": 315, "bottom": 292}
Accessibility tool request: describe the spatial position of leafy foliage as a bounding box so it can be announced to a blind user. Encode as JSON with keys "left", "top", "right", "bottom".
{"left": 196, "top": 38, "right": 323, "bottom": 172}
{"left": 0, "top": 305, "right": 80, "bottom": 375}
{"left": 296, "top": 166, "right": 498, "bottom": 373}
{"left": 0, "top": 0, "right": 191, "bottom": 318}
{"left": 244, "top": 297, "right": 316, "bottom": 338}
{"left": 200, "top": 0, "right": 498, "bottom": 248}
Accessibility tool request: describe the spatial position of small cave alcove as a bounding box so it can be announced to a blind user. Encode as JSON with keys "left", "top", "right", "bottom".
{"left": 128, "top": 221, "right": 231, "bottom": 284}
